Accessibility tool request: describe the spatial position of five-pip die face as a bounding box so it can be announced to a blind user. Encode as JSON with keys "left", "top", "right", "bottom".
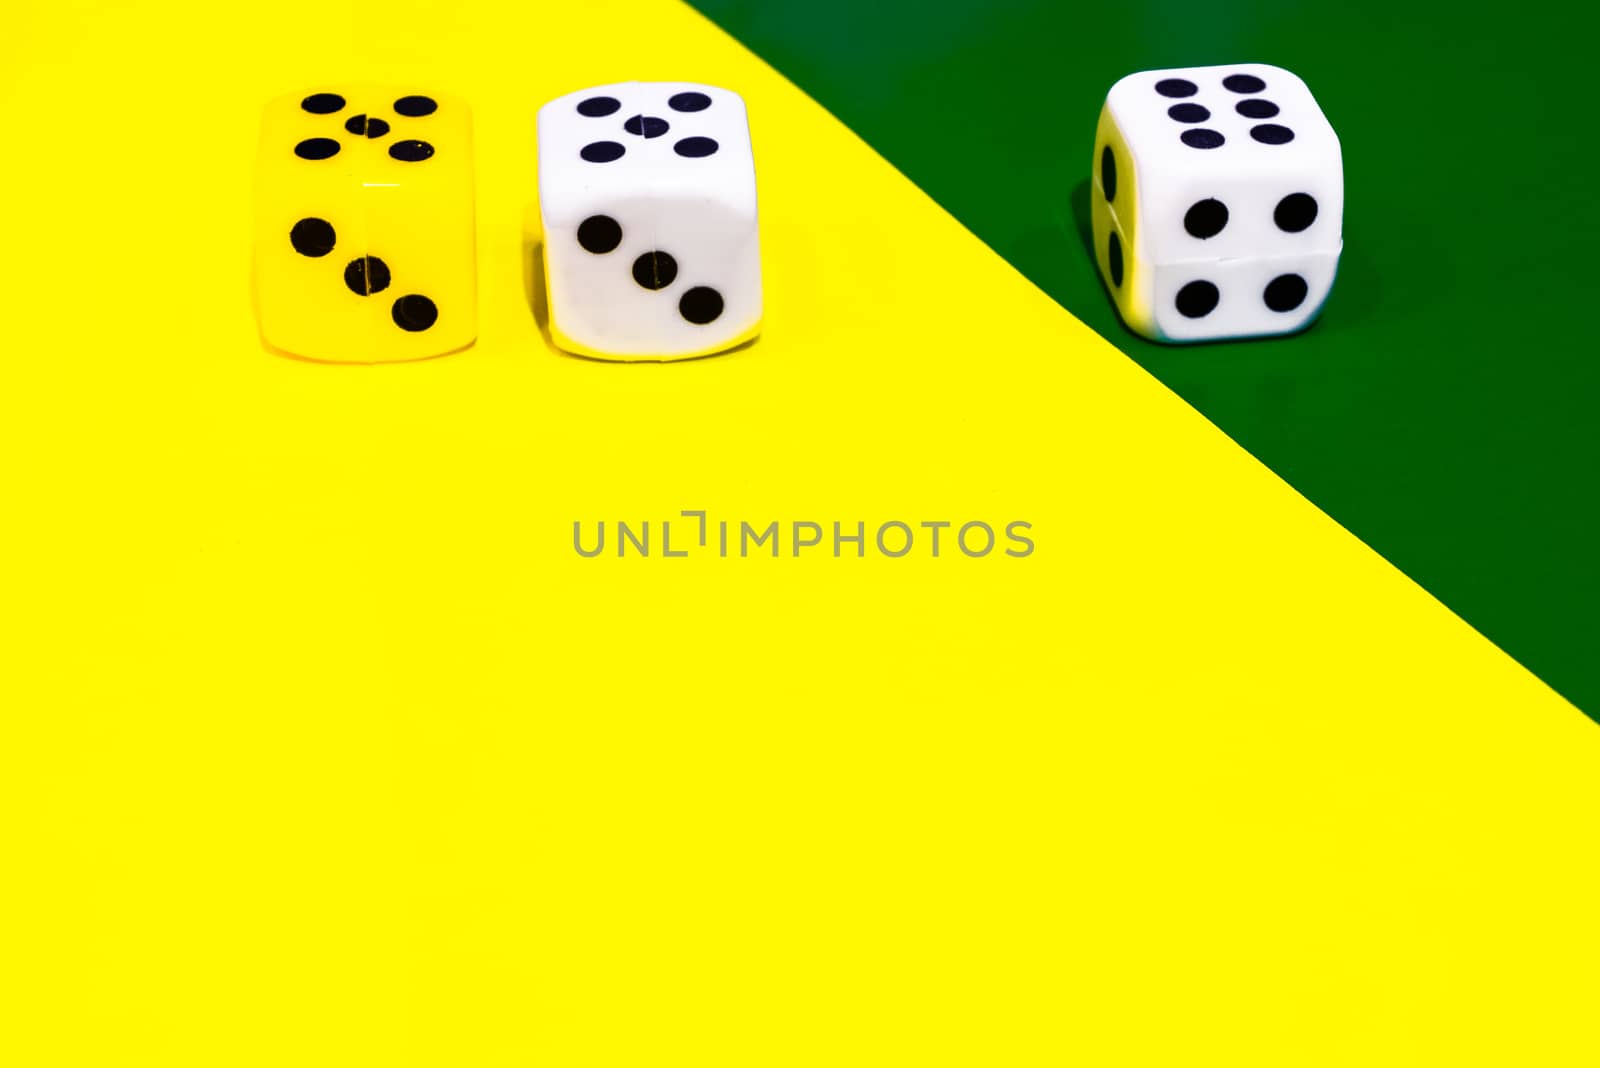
{"left": 253, "top": 86, "right": 477, "bottom": 363}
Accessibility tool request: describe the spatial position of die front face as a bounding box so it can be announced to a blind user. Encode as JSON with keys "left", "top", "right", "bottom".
{"left": 538, "top": 82, "right": 762, "bottom": 361}
{"left": 253, "top": 87, "right": 476, "bottom": 363}
{"left": 1093, "top": 63, "right": 1343, "bottom": 342}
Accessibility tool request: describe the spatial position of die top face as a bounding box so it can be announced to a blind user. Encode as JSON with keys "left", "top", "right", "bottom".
{"left": 537, "top": 81, "right": 757, "bottom": 223}
{"left": 1106, "top": 63, "right": 1339, "bottom": 175}
{"left": 1105, "top": 63, "right": 1343, "bottom": 263}
{"left": 260, "top": 86, "right": 472, "bottom": 193}
{"left": 254, "top": 85, "right": 476, "bottom": 363}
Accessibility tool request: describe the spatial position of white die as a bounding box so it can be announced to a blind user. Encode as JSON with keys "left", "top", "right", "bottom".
{"left": 1091, "top": 63, "right": 1344, "bottom": 342}
{"left": 537, "top": 81, "right": 762, "bottom": 360}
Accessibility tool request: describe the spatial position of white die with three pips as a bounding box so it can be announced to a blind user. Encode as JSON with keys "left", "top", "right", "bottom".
{"left": 1091, "top": 63, "right": 1343, "bottom": 342}
{"left": 538, "top": 81, "right": 762, "bottom": 360}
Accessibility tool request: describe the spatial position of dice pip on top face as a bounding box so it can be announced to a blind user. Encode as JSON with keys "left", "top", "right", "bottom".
{"left": 1091, "top": 63, "right": 1343, "bottom": 343}
{"left": 538, "top": 82, "right": 761, "bottom": 361}
{"left": 253, "top": 86, "right": 476, "bottom": 363}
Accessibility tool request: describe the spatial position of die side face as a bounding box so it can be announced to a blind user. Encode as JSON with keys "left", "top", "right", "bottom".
{"left": 253, "top": 86, "right": 476, "bottom": 363}
{"left": 1095, "top": 63, "right": 1344, "bottom": 342}
{"left": 538, "top": 82, "right": 761, "bottom": 360}
{"left": 1091, "top": 104, "right": 1156, "bottom": 337}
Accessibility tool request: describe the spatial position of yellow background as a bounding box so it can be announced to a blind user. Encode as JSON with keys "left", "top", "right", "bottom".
{"left": 2, "top": 1, "right": 1597, "bottom": 1064}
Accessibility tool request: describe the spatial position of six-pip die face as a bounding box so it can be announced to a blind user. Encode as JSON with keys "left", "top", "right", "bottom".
{"left": 252, "top": 85, "right": 477, "bottom": 363}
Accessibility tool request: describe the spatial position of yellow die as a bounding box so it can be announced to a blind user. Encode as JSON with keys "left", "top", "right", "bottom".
{"left": 252, "top": 86, "right": 476, "bottom": 363}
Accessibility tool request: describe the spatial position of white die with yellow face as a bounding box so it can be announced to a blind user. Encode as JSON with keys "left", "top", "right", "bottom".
{"left": 537, "top": 81, "right": 762, "bottom": 360}
{"left": 1094, "top": 63, "right": 1344, "bottom": 342}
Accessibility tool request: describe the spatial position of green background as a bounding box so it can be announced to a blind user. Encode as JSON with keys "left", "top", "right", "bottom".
{"left": 694, "top": 0, "right": 1600, "bottom": 713}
